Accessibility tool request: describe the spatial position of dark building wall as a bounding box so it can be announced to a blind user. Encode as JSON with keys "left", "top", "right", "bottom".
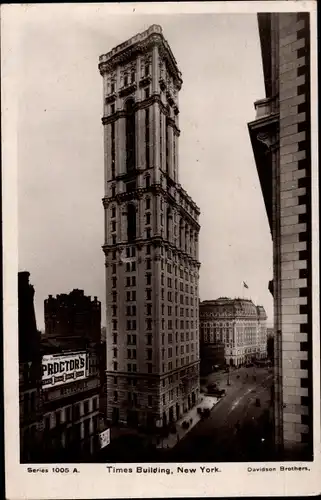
{"left": 18, "top": 271, "right": 40, "bottom": 361}
{"left": 248, "top": 13, "right": 312, "bottom": 460}
{"left": 44, "top": 289, "right": 101, "bottom": 344}
{"left": 200, "top": 343, "right": 225, "bottom": 375}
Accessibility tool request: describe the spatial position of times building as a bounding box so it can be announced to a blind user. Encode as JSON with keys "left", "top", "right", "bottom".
{"left": 99, "top": 25, "right": 201, "bottom": 429}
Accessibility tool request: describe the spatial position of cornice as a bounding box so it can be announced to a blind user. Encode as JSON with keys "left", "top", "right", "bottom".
{"left": 102, "top": 94, "right": 180, "bottom": 135}
{"left": 99, "top": 26, "right": 183, "bottom": 90}
{"left": 102, "top": 184, "right": 200, "bottom": 229}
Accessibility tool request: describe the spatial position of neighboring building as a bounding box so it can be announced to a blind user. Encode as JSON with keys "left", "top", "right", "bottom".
{"left": 41, "top": 290, "right": 104, "bottom": 461}
{"left": 200, "top": 342, "right": 225, "bottom": 376}
{"left": 44, "top": 289, "right": 101, "bottom": 346}
{"left": 200, "top": 298, "right": 267, "bottom": 367}
{"left": 18, "top": 271, "right": 43, "bottom": 462}
{"left": 248, "top": 13, "right": 313, "bottom": 460}
{"left": 19, "top": 277, "right": 106, "bottom": 463}
{"left": 99, "top": 24, "right": 201, "bottom": 429}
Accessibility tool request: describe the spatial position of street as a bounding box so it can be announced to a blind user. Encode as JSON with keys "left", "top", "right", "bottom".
{"left": 96, "top": 366, "right": 274, "bottom": 463}
{"left": 169, "top": 366, "right": 274, "bottom": 462}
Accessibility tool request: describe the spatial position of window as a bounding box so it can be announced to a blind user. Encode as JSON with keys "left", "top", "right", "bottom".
{"left": 146, "top": 213, "right": 151, "bottom": 225}
{"left": 112, "top": 263, "right": 116, "bottom": 275}
{"left": 112, "top": 277, "right": 117, "bottom": 288}
{"left": 111, "top": 123, "right": 115, "bottom": 179}
{"left": 113, "top": 391, "right": 118, "bottom": 402}
{"left": 145, "top": 62, "right": 149, "bottom": 76}
{"left": 147, "top": 349, "right": 152, "bottom": 361}
{"left": 111, "top": 82, "right": 115, "bottom": 94}
{"left": 127, "top": 204, "right": 136, "bottom": 242}
{"left": 146, "top": 244, "right": 151, "bottom": 255}
{"left": 145, "top": 109, "right": 150, "bottom": 168}
{"left": 146, "top": 274, "right": 151, "bottom": 286}
{"left": 132, "top": 276, "right": 136, "bottom": 286}
{"left": 124, "top": 74, "right": 128, "bottom": 87}
{"left": 112, "top": 185, "right": 116, "bottom": 197}
{"left": 166, "top": 122, "right": 169, "bottom": 174}
{"left": 146, "top": 228, "right": 151, "bottom": 239}
{"left": 126, "top": 291, "right": 130, "bottom": 301}
{"left": 112, "top": 221, "right": 116, "bottom": 232}
{"left": 113, "top": 362, "right": 118, "bottom": 371}
{"left": 111, "top": 103, "right": 115, "bottom": 114}
{"left": 148, "top": 395, "right": 152, "bottom": 407}
{"left": 111, "top": 205, "right": 116, "bottom": 218}
{"left": 131, "top": 71, "right": 135, "bottom": 83}
{"left": 147, "top": 304, "right": 152, "bottom": 316}
{"left": 147, "top": 334, "right": 152, "bottom": 345}
{"left": 144, "top": 87, "right": 150, "bottom": 99}
{"left": 55, "top": 410, "right": 61, "bottom": 426}
{"left": 112, "top": 320, "right": 117, "bottom": 330}
{"left": 146, "top": 289, "right": 152, "bottom": 300}
{"left": 84, "top": 401, "right": 89, "bottom": 414}
{"left": 126, "top": 277, "right": 131, "bottom": 287}
{"left": 147, "top": 363, "right": 152, "bottom": 373}
{"left": 113, "top": 347, "right": 118, "bottom": 358}
{"left": 125, "top": 98, "right": 136, "bottom": 171}
{"left": 113, "top": 333, "right": 117, "bottom": 344}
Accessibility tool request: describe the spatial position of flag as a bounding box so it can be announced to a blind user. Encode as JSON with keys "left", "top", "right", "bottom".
{"left": 243, "top": 281, "right": 249, "bottom": 289}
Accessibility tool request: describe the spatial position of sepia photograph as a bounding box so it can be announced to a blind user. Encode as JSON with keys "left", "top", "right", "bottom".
{"left": 2, "top": 1, "right": 319, "bottom": 498}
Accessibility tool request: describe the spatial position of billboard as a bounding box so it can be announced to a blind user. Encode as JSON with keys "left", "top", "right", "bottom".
{"left": 42, "top": 352, "right": 87, "bottom": 388}
{"left": 99, "top": 429, "right": 110, "bottom": 449}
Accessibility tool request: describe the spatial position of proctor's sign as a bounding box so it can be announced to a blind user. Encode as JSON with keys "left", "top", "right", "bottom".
{"left": 42, "top": 352, "right": 87, "bottom": 388}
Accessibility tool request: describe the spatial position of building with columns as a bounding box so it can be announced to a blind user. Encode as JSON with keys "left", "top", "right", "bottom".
{"left": 248, "top": 13, "right": 313, "bottom": 459}
{"left": 99, "top": 25, "right": 201, "bottom": 430}
{"left": 200, "top": 298, "right": 267, "bottom": 368}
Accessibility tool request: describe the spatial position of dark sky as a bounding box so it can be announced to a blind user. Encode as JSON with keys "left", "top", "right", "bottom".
{"left": 16, "top": 7, "right": 273, "bottom": 329}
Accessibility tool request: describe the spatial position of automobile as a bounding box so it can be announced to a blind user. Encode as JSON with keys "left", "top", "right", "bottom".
{"left": 208, "top": 387, "right": 226, "bottom": 397}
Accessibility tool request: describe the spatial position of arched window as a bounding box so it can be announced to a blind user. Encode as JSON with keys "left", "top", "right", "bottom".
{"left": 111, "top": 205, "right": 116, "bottom": 218}
{"left": 145, "top": 175, "right": 150, "bottom": 188}
{"left": 127, "top": 204, "right": 136, "bottom": 242}
{"left": 125, "top": 98, "right": 136, "bottom": 172}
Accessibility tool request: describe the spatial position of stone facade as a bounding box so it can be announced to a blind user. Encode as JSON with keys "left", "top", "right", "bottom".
{"left": 200, "top": 298, "right": 267, "bottom": 368}
{"left": 248, "top": 13, "right": 312, "bottom": 460}
{"left": 99, "top": 25, "right": 201, "bottom": 429}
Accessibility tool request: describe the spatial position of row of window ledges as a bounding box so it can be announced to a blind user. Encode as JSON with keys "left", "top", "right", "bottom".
{"left": 108, "top": 247, "right": 199, "bottom": 275}
{"left": 107, "top": 178, "right": 199, "bottom": 218}
{"left": 111, "top": 304, "right": 198, "bottom": 318}
{"left": 111, "top": 330, "right": 198, "bottom": 346}
{"left": 111, "top": 386, "right": 186, "bottom": 407}
{"left": 111, "top": 355, "right": 198, "bottom": 374}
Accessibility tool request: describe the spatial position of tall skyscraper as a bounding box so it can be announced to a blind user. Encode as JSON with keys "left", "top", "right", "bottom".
{"left": 99, "top": 25, "right": 201, "bottom": 429}
{"left": 248, "top": 13, "right": 313, "bottom": 460}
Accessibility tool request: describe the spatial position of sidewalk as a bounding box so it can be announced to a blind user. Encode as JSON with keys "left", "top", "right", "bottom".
{"left": 156, "top": 394, "right": 219, "bottom": 449}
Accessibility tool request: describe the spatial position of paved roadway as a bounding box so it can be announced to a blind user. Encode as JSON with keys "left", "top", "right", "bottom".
{"left": 170, "top": 366, "right": 274, "bottom": 462}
